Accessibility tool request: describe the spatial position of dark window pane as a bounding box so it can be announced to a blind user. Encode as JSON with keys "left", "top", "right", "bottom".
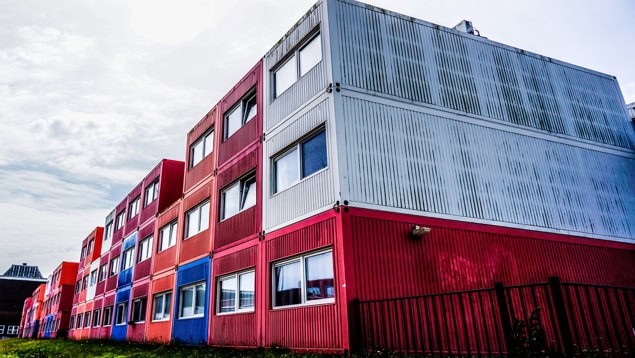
{"left": 302, "top": 130, "right": 327, "bottom": 178}
{"left": 305, "top": 251, "right": 335, "bottom": 301}
{"left": 274, "top": 261, "right": 302, "bottom": 307}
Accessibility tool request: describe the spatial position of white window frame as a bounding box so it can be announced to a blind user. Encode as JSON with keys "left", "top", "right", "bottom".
{"left": 271, "top": 248, "right": 335, "bottom": 309}
{"left": 80, "top": 245, "right": 87, "bottom": 259}
{"left": 158, "top": 220, "right": 177, "bottom": 252}
{"left": 7, "top": 326, "right": 18, "bottom": 335}
{"left": 75, "top": 314, "right": 82, "bottom": 329}
{"left": 121, "top": 247, "right": 134, "bottom": 270}
{"left": 128, "top": 196, "right": 140, "bottom": 219}
{"left": 190, "top": 128, "right": 214, "bottom": 168}
{"left": 0, "top": 325, "right": 4, "bottom": 334}
{"left": 220, "top": 173, "right": 256, "bottom": 221}
{"left": 109, "top": 256, "right": 120, "bottom": 276}
{"left": 137, "top": 236, "right": 152, "bottom": 263}
{"left": 151, "top": 291, "right": 172, "bottom": 322}
{"left": 115, "top": 302, "right": 128, "bottom": 325}
{"left": 87, "top": 239, "right": 94, "bottom": 254}
{"left": 184, "top": 200, "right": 210, "bottom": 239}
{"left": 83, "top": 311, "right": 91, "bottom": 328}
{"left": 104, "top": 221, "right": 114, "bottom": 242}
{"left": 130, "top": 297, "right": 147, "bottom": 323}
{"left": 115, "top": 211, "right": 125, "bottom": 230}
{"left": 98, "top": 264, "right": 107, "bottom": 282}
{"left": 102, "top": 306, "right": 113, "bottom": 327}
{"left": 273, "top": 32, "right": 322, "bottom": 98}
{"left": 89, "top": 269, "right": 98, "bottom": 287}
{"left": 272, "top": 127, "right": 328, "bottom": 194}
{"left": 144, "top": 179, "right": 159, "bottom": 207}
{"left": 92, "top": 309, "right": 101, "bottom": 327}
{"left": 178, "top": 282, "right": 206, "bottom": 319}
{"left": 223, "top": 91, "right": 257, "bottom": 140}
{"left": 216, "top": 269, "right": 255, "bottom": 315}
{"left": 69, "top": 317, "right": 75, "bottom": 330}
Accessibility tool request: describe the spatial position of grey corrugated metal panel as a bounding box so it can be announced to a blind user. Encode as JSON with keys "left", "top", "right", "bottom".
{"left": 264, "top": 1, "right": 329, "bottom": 132}
{"left": 333, "top": 0, "right": 635, "bottom": 150}
{"left": 263, "top": 99, "right": 338, "bottom": 230}
{"left": 104, "top": 209, "right": 115, "bottom": 225}
{"left": 341, "top": 95, "right": 635, "bottom": 241}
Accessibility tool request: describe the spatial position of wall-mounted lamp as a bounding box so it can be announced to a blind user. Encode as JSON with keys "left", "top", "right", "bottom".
{"left": 411, "top": 225, "right": 432, "bottom": 238}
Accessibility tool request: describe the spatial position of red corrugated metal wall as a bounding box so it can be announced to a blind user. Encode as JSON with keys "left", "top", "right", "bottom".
{"left": 345, "top": 208, "right": 635, "bottom": 302}
{"left": 158, "top": 160, "right": 185, "bottom": 213}
{"left": 128, "top": 281, "right": 150, "bottom": 341}
{"left": 104, "top": 243, "right": 121, "bottom": 293}
{"left": 263, "top": 212, "right": 344, "bottom": 350}
{"left": 146, "top": 271, "right": 175, "bottom": 343}
{"left": 89, "top": 298, "right": 103, "bottom": 339}
{"left": 139, "top": 162, "right": 163, "bottom": 225}
{"left": 179, "top": 178, "right": 214, "bottom": 265}
{"left": 133, "top": 219, "right": 155, "bottom": 281}
{"left": 153, "top": 200, "right": 182, "bottom": 274}
{"left": 112, "top": 199, "right": 127, "bottom": 246}
{"left": 209, "top": 243, "right": 259, "bottom": 347}
{"left": 124, "top": 184, "right": 143, "bottom": 237}
{"left": 184, "top": 107, "right": 218, "bottom": 194}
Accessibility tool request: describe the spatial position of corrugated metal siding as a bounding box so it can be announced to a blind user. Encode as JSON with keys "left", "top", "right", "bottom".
{"left": 147, "top": 272, "right": 175, "bottom": 343}
{"left": 133, "top": 220, "right": 155, "bottom": 281}
{"left": 157, "top": 160, "right": 185, "bottom": 213}
{"left": 218, "top": 62, "right": 262, "bottom": 168}
{"left": 173, "top": 258, "right": 210, "bottom": 345}
{"left": 265, "top": 1, "right": 328, "bottom": 131}
{"left": 180, "top": 179, "right": 214, "bottom": 265}
{"left": 124, "top": 184, "right": 143, "bottom": 236}
{"left": 111, "top": 288, "right": 130, "bottom": 341}
{"left": 333, "top": 0, "right": 634, "bottom": 149}
{"left": 216, "top": 206, "right": 258, "bottom": 249}
{"left": 341, "top": 96, "right": 635, "bottom": 240}
{"left": 105, "top": 244, "right": 120, "bottom": 293}
{"left": 347, "top": 210, "right": 635, "bottom": 302}
{"left": 264, "top": 99, "right": 338, "bottom": 230}
{"left": 153, "top": 200, "right": 181, "bottom": 274}
{"left": 264, "top": 216, "right": 342, "bottom": 349}
{"left": 184, "top": 108, "right": 217, "bottom": 194}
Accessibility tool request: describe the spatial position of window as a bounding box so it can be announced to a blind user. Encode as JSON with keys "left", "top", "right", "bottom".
{"left": 115, "top": 302, "right": 127, "bottom": 325}
{"left": 131, "top": 298, "right": 147, "bottom": 323}
{"left": 122, "top": 247, "right": 134, "bottom": 270}
{"left": 185, "top": 200, "right": 210, "bottom": 239}
{"left": 69, "top": 316, "right": 75, "bottom": 330}
{"left": 80, "top": 245, "right": 87, "bottom": 259}
{"left": 158, "top": 221, "right": 177, "bottom": 252}
{"left": 0, "top": 325, "right": 4, "bottom": 334}
{"left": 179, "top": 282, "right": 206, "bottom": 318}
{"left": 98, "top": 264, "right": 107, "bottom": 282}
{"left": 273, "top": 33, "right": 322, "bottom": 97}
{"left": 273, "top": 249, "right": 334, "bottom": 308}
{"left": 109, "top": 256, "right": 120, "bottom": 276}
{"left": 104, "top": 221, "right": 114, "bottom": 242}
{"left": 274, "top": 128, "right": 327, "bottom": 193}
{"left": 190, "top": 129, "right": 214, "bottom": 168}
{"left": 75, "top": 280, "right": 81, "bottom": 294}
{"left": 128, "top": 196, "right": 140, "bottom": 219}
{"left": 102, "top": 306, "right": 113, "bottom": 326}
{"left": 84, "top": 312, "right": 91, "bottom": 328}
{"left": 137, "top": 236, "right": 152, "bottom": 262}
{"left": 224, "top": 92, "right": 256, "bottom": 140}
{"left": 144, "top": 179, "right": 159, "bottom": 207}
{"left": 152, "top": 291, "right": 172, "bottom": 321}
{"left": 89, "top": 269, "right": 98, "bottom": 286}
{"left": 81, "top": 275, "right": 88, "bottom": 290}
{"left": 220, "top": 174, "right": 256, "bottom": 220}
{"left": 8, "top": 326, "right": 18, "bottom": 335}
{"left": 92, "top": 309, "right": 101, "bottom": 327}
{"left": 115, "top": 211, "right": 125, "bottom": 230}
{"left": 217, "top": 270, "right": 255, "bottom": 314}
{"left": 76, "top": 314, "right": 82, "bottom": 328}
{"left": 87, "top": 239, "right": 94, "bottom": 254}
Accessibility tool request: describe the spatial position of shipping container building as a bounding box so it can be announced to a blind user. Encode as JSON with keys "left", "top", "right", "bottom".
{"left": 17, "top": 297, "right": 32, "bottom": 338}
{"left": 38, "top": 262, "right": 78, "bottom": 339}
{"left": 22, "top": 284, "right": 46, "bottom": 338}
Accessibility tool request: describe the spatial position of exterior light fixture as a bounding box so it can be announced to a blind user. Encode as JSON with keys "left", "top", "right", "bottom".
{"left": 411, "top": 225, "right": 431, "bottom": 238}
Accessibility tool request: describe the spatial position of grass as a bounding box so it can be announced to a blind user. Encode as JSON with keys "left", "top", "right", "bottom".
{"left": 0, "top": 339, "right": 360, "bottom": 358}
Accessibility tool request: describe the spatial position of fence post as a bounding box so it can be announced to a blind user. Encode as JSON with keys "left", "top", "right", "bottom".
{"left": 350, "top": 298, "right": 363, "bottom": 353}
{"left": 549, "top": 276, "right": 575, "bottom": 357}
{"left": 494, "top": 282, "right": 514, "bottom": 354}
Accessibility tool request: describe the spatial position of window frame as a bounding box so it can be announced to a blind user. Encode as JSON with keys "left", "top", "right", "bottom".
{"left": 121, "top": 247, "right": 134, "bottom": 271}
{"left": 223, "top": 90, "right": 257, "bottom": 141}
{"left": 220, "top": 172, "right": 257, "bottom": 221}
{"left": 98, "top": 264, "right": 107, "bottom": 282}
{"left": 92, "top": 309, "right": 101, "bottom": 327}
{"left": 151, "top": 290, "right": 172, "bottom": 322}
{"left": 272, "top": 126, "right": 328, "bottom": 194}
{"left": 273, "top": 32, "right": 322, "bottom": 98}
{"left": 115, "top": 211, "right": 126, "bottom": 231}
{"left": 158, "top": 220, "right": 177, "bottom": 252}
{"left": 109, "top": 256, "right": 120, "bottom": 277}
{"left": 76, "top": 314, "right": 82, "bottom": 329}
{"left": 128, "top": 196, "right": 140, "bottom": 219}
{"left": 87, "top": 239, "right": 94, "bottom": 254}
{"left": 115, "top": 302, "right": 128, "bottom": 326}
{"left": 189, "top": 128, "right": 215, "bottom": 169}
{"left": 83, "top": 311, "right": 91, "bottom": 328}
{"left": 102, "top": 306, "right": 113, "bottom": 327}
{"left": 184, "top": 199, "right": 210, "bottom": 239}
{"left": 7, "top": 325, "right": 18, "bottom": 335}
{"left": 144, "top": 179, "right": 159, "bottom": 207}
{"left": 104, "top": 220, "right": 114, "bottom": 242}
{"left": 178, "top": 281, "right": 206, "bottom": 319}
{"left": 89, "top": 269, "right": 98, "bottom": 287}
{"left": 216, "top": 269, "right": 255, "bottom": 315}
{"left": 137, "top": 235, "right": 152, "bottom": 263}
{"left": 271, "top": 248, "right": 335, "bottom": 309}
{"left": 130, "top": 297, "right": 147, "bottom": 323}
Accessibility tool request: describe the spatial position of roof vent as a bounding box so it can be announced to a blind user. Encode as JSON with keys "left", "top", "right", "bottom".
{"left": 454, "top": 20, "right": 479, "bottom": 36}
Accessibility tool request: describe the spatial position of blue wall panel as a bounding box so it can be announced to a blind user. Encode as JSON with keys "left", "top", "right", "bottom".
{"left": 118, "top": 232, "right": 137, "bottom": 287}
{"left": 171, "top": 257, "right": 210, "bottom": 345}
{"left": 111, "top": 287, "right": 130, "bottom": 341}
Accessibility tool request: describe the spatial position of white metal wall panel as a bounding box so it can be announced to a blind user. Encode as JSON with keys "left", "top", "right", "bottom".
{"left": 333, "top": 0, "right": 635, "bottom": 150}
{"left": 341, "top": 96, "right": 635, "bottom": 241}
{"left": 264, "top": 98, "right": 338, "bottom": 230}
{"left": 264, "top": 1, "right": 330, "bottom": 132}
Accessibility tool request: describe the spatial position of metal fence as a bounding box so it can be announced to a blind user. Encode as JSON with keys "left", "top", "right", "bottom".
{"left": 354, "top": 277, "right": 634, "bottom": 357}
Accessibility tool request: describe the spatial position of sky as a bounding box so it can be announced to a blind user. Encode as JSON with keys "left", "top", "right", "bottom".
{"left": 1, "top": 0, "right": 633, "bottom": 277}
